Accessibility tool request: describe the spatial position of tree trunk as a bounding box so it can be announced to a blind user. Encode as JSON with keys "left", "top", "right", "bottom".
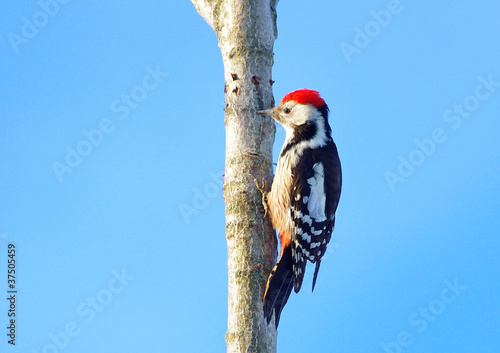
{"left": 190, "top": 1, "right": 279, "bottom": 352}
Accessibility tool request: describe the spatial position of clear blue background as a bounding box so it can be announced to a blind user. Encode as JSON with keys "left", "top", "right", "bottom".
{"left": 1, "top": 1, "right": 499, "bottom": 352}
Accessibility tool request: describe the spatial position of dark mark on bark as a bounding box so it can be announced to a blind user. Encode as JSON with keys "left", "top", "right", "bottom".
{"left": 251, "top": 76, "right": 261, "bottom": 85}
{"left": 252, "top": 76, "right": 264, "bottom": 110}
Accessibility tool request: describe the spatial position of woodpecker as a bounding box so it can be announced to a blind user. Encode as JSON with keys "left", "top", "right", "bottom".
{"left": 258, "top": 89, "right": 342, "bottom": 327}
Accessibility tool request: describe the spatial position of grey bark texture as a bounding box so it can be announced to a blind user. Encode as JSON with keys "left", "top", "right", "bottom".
{"left": 190, "top": 1, "right": 279, "bottom": 352}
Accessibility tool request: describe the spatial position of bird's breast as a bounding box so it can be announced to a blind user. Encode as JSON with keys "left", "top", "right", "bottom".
{"left": 267, "top": 154, "right": 294, "bottom": 235}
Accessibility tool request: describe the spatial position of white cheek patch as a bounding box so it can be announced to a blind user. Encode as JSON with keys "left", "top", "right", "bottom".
{"left": 289, "top": 104, "right": 316, "bottom": 126}
{"left": 281, "top": 104, "right": 328, "bottom": 151}
{"left": 306, "top": 162, "right": 327, "bottom": 222}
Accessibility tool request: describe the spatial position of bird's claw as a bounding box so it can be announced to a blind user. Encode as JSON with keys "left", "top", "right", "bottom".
{"left": 254, "top": 178, "right": 269, "bottom": 217}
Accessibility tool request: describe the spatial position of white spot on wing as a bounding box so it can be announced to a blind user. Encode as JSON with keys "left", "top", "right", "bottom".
{"left": 306, "top": 162, "right": 327, "bottom": 222}
{"left": 310, "top": 241, "right": 321, "bottom": 249}
{"left": 292, "top": 207, "right": 302, "bottom": 219}
{"left": 311, "top": 227, "right": 322, "bottom": 235}
{"left": 301, "top": 214, "right": 313, "bottom": 226}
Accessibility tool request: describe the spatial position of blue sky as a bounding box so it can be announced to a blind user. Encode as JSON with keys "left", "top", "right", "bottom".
{"left": 1, "top": 1, "right": 499, "bottom": 352}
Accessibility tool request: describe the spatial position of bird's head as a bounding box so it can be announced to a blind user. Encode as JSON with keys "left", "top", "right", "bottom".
{"left": 258, "top": 89, "right": 331, "bottom": 142}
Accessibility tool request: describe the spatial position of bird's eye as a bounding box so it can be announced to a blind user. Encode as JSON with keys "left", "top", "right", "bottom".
{"left": 283, "top": 108, "right": 291, "bottom": 114}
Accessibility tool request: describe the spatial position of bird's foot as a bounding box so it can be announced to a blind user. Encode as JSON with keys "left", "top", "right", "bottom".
{"left": 253, "top": 178, "right": 269, "bottom": 217}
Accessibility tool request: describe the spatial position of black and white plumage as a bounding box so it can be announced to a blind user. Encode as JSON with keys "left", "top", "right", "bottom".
{"left": 257, "top": 89, "right": 342, "bottom": 327}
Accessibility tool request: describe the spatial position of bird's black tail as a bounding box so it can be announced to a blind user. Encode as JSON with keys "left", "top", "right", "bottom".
{"left": 263, "top": 245, "right": 294, "bottom": 327}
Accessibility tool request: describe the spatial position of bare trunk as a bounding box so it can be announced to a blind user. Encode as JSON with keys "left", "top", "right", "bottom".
{"left": 190, "top": 1, "right": 279, "bottom": 352}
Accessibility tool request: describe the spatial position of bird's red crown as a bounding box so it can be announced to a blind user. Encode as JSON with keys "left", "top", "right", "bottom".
{"left": 281, "top": 89, "right": 326, "bottom": 108}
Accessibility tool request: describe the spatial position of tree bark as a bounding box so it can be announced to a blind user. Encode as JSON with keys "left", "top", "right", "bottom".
{"left": 190, "top": 1, "right": 279, "bottom": 352}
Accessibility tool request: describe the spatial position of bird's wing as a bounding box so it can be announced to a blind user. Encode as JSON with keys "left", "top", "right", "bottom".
{"left": 290, "top": 143, "right": 341, "bottom": 292}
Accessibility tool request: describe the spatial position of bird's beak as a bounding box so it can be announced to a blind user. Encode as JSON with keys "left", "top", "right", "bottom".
{"left": 257, "top": 108, "right": 274, "bottom": 116}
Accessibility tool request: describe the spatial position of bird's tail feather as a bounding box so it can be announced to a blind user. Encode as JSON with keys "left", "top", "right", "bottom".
{"left": 263, "top": 245, "right": 294, "bottom": 327}
{"left": 312, "top": 260, "right": 321, "bottom": 292}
